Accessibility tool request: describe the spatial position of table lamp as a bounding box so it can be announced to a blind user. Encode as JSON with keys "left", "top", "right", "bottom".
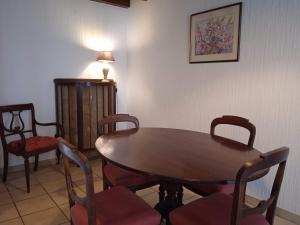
{"left": 97, "top": 51, "right": 115, "bottom": 80}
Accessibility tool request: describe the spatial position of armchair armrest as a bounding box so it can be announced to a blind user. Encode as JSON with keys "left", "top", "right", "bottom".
{"left": 35, "top": 121, "right": 64, "bottom": 137}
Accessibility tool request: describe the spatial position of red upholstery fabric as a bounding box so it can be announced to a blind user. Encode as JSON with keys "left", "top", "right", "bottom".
{"left": 189, "top": 183, "right": 234, "bottom": 195}
{"left": 170, "top": 193, "right": 269, "bottom": 225}
{"left": 104, "top": 164, "right": 157, "bottom": 187}
{"left": 7, "top": 136, "right": 58, "bottom": 155}
{"left": 70, "top": 186, "right": 161, "bottom": 225}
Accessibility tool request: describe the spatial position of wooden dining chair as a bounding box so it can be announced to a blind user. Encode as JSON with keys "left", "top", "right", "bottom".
{"left": 0, "top": 103, "right": 63, "bottom": 193}
{"left": 98, "top": 114, "right": 159, "bottom": 191}
{"left": 58, "top": 138, "right": 161, "bottom": 225}
{"left": 184, "top": 115, "right": 256, "bottom": 197}
{"left": 211, "top": 115, "right": 256, "bottom": 147}
{"left": 170, "top": 147, "right": 289, "bottom": 225}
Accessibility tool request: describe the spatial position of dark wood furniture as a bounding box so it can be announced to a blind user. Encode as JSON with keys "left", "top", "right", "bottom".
{"left": 91, "top": 0, "right": 130, "bottom": 8}
{"left": 0, "top": 103, "right": 62, "bottom": 193}
{"left": 99, "top": 114, "right": 158, "bottom": 191}
{"left": 211, "top": 115, "right": 256, "bottom": 147}
{"left": 170, "top": 147, "right": 289, "bottom": 225}
{"left": 95, "top": 127, "right": 267, "bottom": 221}
{"left": 54, "top": 78, "right": 116, "bottom": 151}
{"left": 98, "top": 113, "right": 139, "bottom": 134}
{"left": 184, "top": 115, "right": 256, "bottom": 197}
{"left": 58, "top": 138, "right": 161, "bottom": 225}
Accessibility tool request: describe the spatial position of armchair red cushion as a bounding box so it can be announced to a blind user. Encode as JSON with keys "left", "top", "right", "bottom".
{"left": 170, "top": 193, "right": 269, "bottom": 225}
{"left": 7, "top": 136, "right": 58, "bottom": 156}
{"left": 70, "top": 186, "right": 161, "bottom": 225}
{"left": 104, "top": 164, "right": 157, "bottom": 187}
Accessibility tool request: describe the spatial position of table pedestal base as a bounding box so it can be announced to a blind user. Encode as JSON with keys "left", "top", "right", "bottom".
{"left": 154, "top": 181, "right": 183, "bottom": 224}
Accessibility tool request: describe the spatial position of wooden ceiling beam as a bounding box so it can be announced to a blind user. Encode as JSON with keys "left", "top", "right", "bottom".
{"left": 90, "top": 0, "right": 130, "bottom": 8}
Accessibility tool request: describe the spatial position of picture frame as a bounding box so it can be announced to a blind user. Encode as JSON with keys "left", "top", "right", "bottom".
{"left": 189, "top": 3, "right": 242, "bottom": 63}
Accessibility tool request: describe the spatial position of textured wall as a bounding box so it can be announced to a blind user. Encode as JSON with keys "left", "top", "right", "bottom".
{"left": 127, "top": 0, "right": 300, "bottom": 215}
{"left": 0, "top": 0, "right": 129, "bottom": 166}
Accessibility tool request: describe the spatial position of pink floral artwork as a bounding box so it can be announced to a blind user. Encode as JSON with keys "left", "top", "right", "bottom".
{"left": 194, "top": 15, "right": 235, "bottom": 56}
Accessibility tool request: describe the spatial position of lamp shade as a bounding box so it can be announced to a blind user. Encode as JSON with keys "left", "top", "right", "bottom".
{"left": 97, "top": 51, "right": 115, "bottom": 62}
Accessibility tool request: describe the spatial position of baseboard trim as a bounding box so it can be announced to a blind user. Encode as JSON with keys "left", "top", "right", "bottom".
{"left": 246, "top": 195, "right": 300, "bottom": 224}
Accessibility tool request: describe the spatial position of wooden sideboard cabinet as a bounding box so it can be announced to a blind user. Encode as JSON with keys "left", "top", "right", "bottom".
{"left": 54, "top": 79, "right": 116, "bottom": 151}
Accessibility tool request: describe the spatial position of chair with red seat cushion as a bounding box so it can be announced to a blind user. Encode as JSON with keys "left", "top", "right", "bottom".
{"left": 99, "top": 114, "right": 159, "bottom": 191}
{"left": 171, "top": 147, "right": 289, "bottom": 225}
{"left": 7, "top": 136, "right": 58, "bottom": 154}
{"left": 58, "top": 138, "right": 161, "bottom": 225}
{"left": 104, "top": 163, "right": 157, "bottom": 188}
{"left": 184, "top": 115, "right": 256, "bottom": 197}
{"left": 0, "top": 103, "right": 63, "bottom": 193}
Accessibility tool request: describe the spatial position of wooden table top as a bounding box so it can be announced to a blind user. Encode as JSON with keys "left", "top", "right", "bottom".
{"left": 95, "top": 127, "right": 264, "bottom": 184}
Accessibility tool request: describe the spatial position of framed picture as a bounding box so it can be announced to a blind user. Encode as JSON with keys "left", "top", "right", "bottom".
{"left": 189, "top": 3, "right": 242, "bottom": 63}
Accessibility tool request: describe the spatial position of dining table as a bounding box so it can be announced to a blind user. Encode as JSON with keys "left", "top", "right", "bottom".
{"left": 95, "top": 127, "right": 267, "bottom": 221}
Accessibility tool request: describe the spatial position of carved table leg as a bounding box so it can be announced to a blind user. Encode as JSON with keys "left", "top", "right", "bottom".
{"left": 154, "top": 181, "right": 183, "bottom": 224}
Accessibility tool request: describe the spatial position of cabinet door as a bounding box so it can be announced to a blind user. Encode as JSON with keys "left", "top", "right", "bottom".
{"left": 56, "top": 84, "right": 78, "bottom": 146}
{"left": 69, "top": 86, "right": 78, "bottom": 146}
{"left": 56, "top": 81, "right": 116, "bottom": 151}
{"left": 81, "top": 84, "right": 116, "bottom": 150}
{"left": 97, "top": 84, "right": 116, "bottom": 133}
{"left": 81, "top": 86, "right": 92, "bottom": 149}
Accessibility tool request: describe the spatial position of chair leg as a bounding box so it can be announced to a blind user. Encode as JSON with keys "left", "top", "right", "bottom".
{"left": 103, "top": 178, "right": 109, "bottom": 190}
{"left": 102, "top": 160, "right": 109, "bottom": 190}
{"left": 2, "top": 151, "right": 8, "bottom": 182}
{"left": 24, "top": 157, "right": 30, "bottom": 193}
{"left": 242, "top": 183, "right": 247, "bottom": 203}
{"left": 34, "top": 155, "right": 39, "bottom": 171}
{"left": 56, "top": 148, "right": 61, "bottom": 164}
{"left": 178, "top": 185, "right": 183, "bottom": 206}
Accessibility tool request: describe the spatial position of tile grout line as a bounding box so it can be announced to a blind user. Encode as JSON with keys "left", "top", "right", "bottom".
{"left": 38, "top": 161, "right": 103, "bottom": 222}
{"left": 6, "top": 165, "right": 69, "bottom": 223}
{"left": 3, "top": 160, "right": 149, "bottom": 223}
{"left": 4, "top": 170, "right": 52, "bottom": 224}
{"left": 0, "top": 161, "right": 102, "bottom": 225}
{"left": 1, "top": 161, "right": 157, "bottom": 224}
{"left": 5, "top": 178, "right": 26, "bottom": 225}
{"left": 36, "top": 168, "right": 71, "bottom": 223}
{"left": 8, "top": 178, "right": 64, "bottom": 221}
{"left": 2, "top": 160, "right": 298, "bottom": 225}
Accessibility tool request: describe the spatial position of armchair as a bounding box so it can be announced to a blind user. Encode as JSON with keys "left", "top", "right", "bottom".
{"left": 0, "top": 103, "right": 63, "bottom": 192}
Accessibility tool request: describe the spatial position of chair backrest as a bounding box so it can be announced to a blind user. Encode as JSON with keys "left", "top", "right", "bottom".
{"left": 98, "top": 114, "right": 139, "bottom": 135}
{"left": 58, "top": 138, "right": 96, "bottom": 225}
{"left": 0, "top": 103, "right": 37, "bottom": 146}
{"left": 210, "top": 115, "right": 256, "bottom": 147}
{"left": 231, "top": 147, "right": 289, "bottom": 225}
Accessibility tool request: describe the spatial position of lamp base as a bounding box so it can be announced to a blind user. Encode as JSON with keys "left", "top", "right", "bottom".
{"left": 103, "top": 68, "right": 109, "bottom": 80}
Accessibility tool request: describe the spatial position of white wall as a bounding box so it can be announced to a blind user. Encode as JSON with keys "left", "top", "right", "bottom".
{"left": 1, "top": 0, "right": 300, "bottom": 216}
{"left": 127, "top": 0, "right": 300, "bottom": 215}
{"left": 0, "top": 0, "right": 129, "bottom": 166}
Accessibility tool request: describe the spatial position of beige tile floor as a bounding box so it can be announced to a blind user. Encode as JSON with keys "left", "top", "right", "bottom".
{"left": 0, "top": 158, "right": 296, "bottom": 225}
